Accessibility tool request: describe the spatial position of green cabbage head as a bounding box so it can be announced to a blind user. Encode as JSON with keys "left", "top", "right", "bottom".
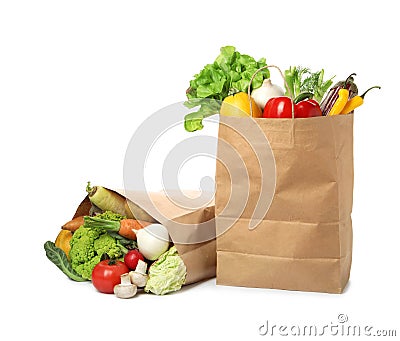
{"left": 144, "top": 246, "right": 187, "bottom": 295}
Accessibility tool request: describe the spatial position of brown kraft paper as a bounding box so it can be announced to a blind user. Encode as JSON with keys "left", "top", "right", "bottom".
{"left": 215, "top": 114, "right": 354, "bottom": 293}
{"left": 72, "top": 189, "right": 216, "bottom": 286}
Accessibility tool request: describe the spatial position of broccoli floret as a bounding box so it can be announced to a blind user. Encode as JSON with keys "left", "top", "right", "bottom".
{"left": 69, "top": 227, "right": 100, "bottom": 262}
{"left": 95, "top": 210, "right": 126, "bottom": 221}
{"left": 72, "top": 255, "right": 102, "bottom": 280}
{"left": 69, "top": 226, "right": 125, "bottom": 280}
{"left": 94, "top": 233, "right": 123, "bottom": 259}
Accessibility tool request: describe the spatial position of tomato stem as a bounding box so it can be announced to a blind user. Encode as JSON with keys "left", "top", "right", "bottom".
{"left": 108, "top": 259, "right": 117, "bottom": 265}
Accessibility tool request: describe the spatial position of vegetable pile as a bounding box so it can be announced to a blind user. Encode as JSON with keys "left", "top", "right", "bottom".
{"left": 183, "top": 46, "right": 380, "bottom": 130}
{"left": 44, "top": 46, "right": 381, "bottom": 300}
{"left": 44, "top": 182, "right": 187, "bottom": 298}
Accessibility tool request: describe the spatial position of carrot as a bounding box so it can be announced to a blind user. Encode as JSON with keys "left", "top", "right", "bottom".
{"left": 118, "top": 219, "right": 152, "bottom": 240}
{"left": 83, "top": 216, "right": 153, "bottom": 241}
{"left": 62, "top": 216, "right": 85, "bottom": 232}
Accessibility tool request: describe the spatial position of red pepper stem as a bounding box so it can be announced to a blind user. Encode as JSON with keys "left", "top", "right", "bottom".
{"left": 344, "top": 73, "right": 357, "bottom": 88}
{"left": 360, "top": 86, "right": 381, "bottom": 99}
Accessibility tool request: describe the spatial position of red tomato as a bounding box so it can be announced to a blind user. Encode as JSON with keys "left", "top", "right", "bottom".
{"left": 124, "top": 249, "right": 145, "bottom": 270}
{"left": 92, "top": 260, "right": 129, "bottom": 294}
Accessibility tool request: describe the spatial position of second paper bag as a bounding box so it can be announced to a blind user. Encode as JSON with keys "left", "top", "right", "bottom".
{"left": 215, "top": 114, "right": 353, "bottom": 294}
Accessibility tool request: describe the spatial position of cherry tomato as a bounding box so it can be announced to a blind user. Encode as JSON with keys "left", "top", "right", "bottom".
{"left": 124, "top": 249, "right": 145, "bottom": 270}
{"left": 92, "top": 259, "right": 129, "bottom": 294}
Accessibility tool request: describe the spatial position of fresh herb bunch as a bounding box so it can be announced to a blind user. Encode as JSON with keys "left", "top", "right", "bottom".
{"left": 184, "top": 46, "right": 269, "bottom": 132}
{"left": 284, "top": 66, "right": 335, "bottom": 103}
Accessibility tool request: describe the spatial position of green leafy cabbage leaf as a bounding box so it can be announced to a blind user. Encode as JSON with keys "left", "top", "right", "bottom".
{"left": 144, "top": 246, "right": 187, "bottom": 295}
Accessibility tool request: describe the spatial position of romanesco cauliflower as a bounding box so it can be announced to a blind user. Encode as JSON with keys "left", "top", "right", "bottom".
{"left": 69, "top": 226, "right": 124, "bottom": 280}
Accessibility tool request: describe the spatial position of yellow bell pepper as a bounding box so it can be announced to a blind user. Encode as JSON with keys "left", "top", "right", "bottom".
{"left": 220, "top": 92, "right": 262, "bottom": 118}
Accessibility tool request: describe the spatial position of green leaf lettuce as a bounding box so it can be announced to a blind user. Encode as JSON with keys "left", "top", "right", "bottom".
{"left": 184, "top": 46, "right": 269, "bottom": 132}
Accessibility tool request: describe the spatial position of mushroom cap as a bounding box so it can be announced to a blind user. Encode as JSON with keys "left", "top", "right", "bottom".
{"left": 130, "top": 271, "right": 148, "bottom": 288}
{"left": 114, "top": 284, "right": 137, "bottom": 299}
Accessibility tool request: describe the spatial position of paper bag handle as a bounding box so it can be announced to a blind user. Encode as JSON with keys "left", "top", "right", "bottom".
{"left": 248, "top": 65, "right": 295, "bottom": 119}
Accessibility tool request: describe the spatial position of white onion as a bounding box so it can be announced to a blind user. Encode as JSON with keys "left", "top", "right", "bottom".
{"left": 135, "top": 224, "right": 170, "bottom": 261}
{"left": 251, "top": 79, "right": 285, "bottom": 110}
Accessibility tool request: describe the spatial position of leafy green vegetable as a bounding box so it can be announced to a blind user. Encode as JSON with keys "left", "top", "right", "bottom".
{"left": 183, "top": 98, "right": 220, "bottom": 131}
{"left": 44, "top": 241, "right": 87, "bottom": 282}
{"left": 184, "top": 46, "right": 269, "bottom": 132}
{"left": 284, "top": 66, "right": 335, "bottom": 103}
{"left": 84, "top": 215, "right": 121, "bottom": 232}
{"left": 69, "top": 226, "right": 127, "bottom": 280}
{"left": 144, "top": 246, "right": 187, "bottom": 295}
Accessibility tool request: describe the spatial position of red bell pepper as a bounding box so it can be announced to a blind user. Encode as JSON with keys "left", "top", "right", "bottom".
{"left": 263, "top": 92, "right": 322, "bottom": 119}
{"left": 295, "top": 96, "right": 322, "bottom": 118}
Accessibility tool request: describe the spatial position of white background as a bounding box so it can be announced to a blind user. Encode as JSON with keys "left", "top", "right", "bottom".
{"left": 1, "top": 0, "right": 399, "bottom": 340}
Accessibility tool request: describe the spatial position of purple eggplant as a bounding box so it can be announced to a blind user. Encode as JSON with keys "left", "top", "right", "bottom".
{"left": 320, "top": 75, "right": 358, "bottom": 116}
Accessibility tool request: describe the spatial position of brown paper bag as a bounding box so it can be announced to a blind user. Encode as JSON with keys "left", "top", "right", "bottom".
{"left": 72, "top": 188, "right": 216, "bottom": 285}
{"left": 215, "top": 114, "right": 353, "bottom": 293}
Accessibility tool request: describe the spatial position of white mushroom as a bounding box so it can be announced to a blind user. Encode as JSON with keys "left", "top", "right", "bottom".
{"left": 114, "top": 273, "right": 137, "bottom": 299}
{"left": 129, "top": 260, "right": 149, "bottom": 287}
